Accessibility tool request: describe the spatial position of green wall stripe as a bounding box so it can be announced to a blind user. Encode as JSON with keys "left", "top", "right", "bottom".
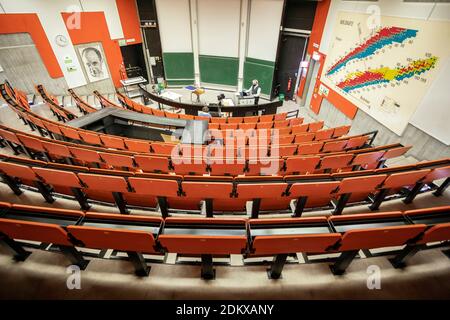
{"left": 245, "top": 57, "right": 275, "bottom": 67}
{"left": 199, "top": 55, "right": 239, "bottom": 86}
{"left": 162, "top": 52, "right": 194, "bottom": 80}
{"left": 243, "top": 58, "right": 275, "bottom": 96}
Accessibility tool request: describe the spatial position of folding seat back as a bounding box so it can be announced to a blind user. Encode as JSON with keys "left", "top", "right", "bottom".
{"left": 79, "top": 131, "right": 102, "bottom": 145}
{"left": 78, "top": 173, "right": 129, "bottom": 193}
{"left": 333, "top": 125, "right": 351, "bottom": 138}
{"left": 381, "top": 169, "right": 431, "bottom": 190}
{"left": 165, "top": 111, "right": 179, "bottom": 119}
{"left": 336, "top": 175, "right": 386, "bottom": 199}
{"left": 32, "top": 167, "right": 83, "bottom": 188}
{"left": 239, "top": 123, "right": 256, "bottom": 130}
{"left": 274, "top": 113, "right": 287, "bottom": 121}
{"left": 128, "top": 177, "right": 179, "bottom": 197}
{"left": 322, "top": 140, "right": 347, "bottom": 153}
{"left": 0, "top": 128, "right": 19, "bottom": 145}
{"left": 59, "top": 126, "right": 81, "bottom": 140}
{"left": 124, "top": 139, "right": 151, "bottom": 153}
{"left": 209, "top": 162, "right": 246, "bottom": 176}
{"left": 182, "top": 181, "right": 233, "bottom": 199}
{"left": 69, "top": 147, "right": 101, "bottom": 164}
{"left": 345, "top": 136, "right": 369, "bottom": 149}
{"left": 100, "top": 135, "right": 126, "bottom": 150}
{"left": 208, "top": 123, "right": 220, "bottom": 130}
{"left": 151, "top": 143, "right": 179, "bottom": 156}
{"left": 314, "top": 128, "right": 334, "bottom": 141}
{"left": 334, "top": 224, "right": 427, "bottom": 251}
{"left": 171, "top": 161, "right": 208, "bottom": 175}
{"left": 141, "top": 107, "right": 153, "bottom": 115}
{"left": 291, "top": 124, "right": 308, "bottom": 134}
{"left": 99, "top": 152, "right": 135, "bottom": 169}
{"left": 274, "top": 135, "right": 294, "bottom": 145}
{"left": 297, "top": 142, "right": 323, "bottom": 155}
{"left": 210, "top": 117, "right": 227, "bottom": 124}
{"left": 179, "top": 113, "right": 195, "bottom": 120}
{"left": 134, "top": 155, "right": 170, "bottom": 173}
{"left": 422, "top": 166, "right": 450, "bottom": 184}
{"left": 351, "top": 151, "right": 385, "bottom": 167}
{"left": 289, "top": 118, "right": 303, "bottom": 126}
{"left": 285, "top": 156, "right": 320, "bottom": 174}
{"left": 259, "top": 114, "right": 274, "bottom": 122}
{"left": 308, "top": 121, "right": 324, "bottom": 132}
{"left": 288, "top": 181, "right": 340, "bottom": 199}
{"left": 276, "top": 145, "right": 297, "bottom": 157}
{"left": 274, "top": 120, "right": 289, "bottom": 128}
{"left": 0, "top": 161, "right": 38, "bottom": 181}
{"left": 17, "top": 134, "right": 45, "bottom": 152}
{"left": 243, "top": 116, "right": 259, "bottom": 123}
{"left": 43, "top": 122, "right": 63, "bottom": 135}
{"left": 256, "top": 122, "right": 273, "bottom": 129}
{"left": 152, "top": 109, "right": 165, "bottom": 117}
{"left": 227, "top": 117, "right": 243, "bottom": 124}
{"left": 293, "top": 133, "right": 314, "bottom": 144}
{"left": 416, "top": 223, "right": 450, "bottom": 244}
{"left": 236, "top": 183, "right": 287, "bottom": 199}
{"left": 67, "top": 213, "right": 162, "bottom": 253}
{"left": 221, "top": 123, "right": 239, "bottom": 130}
{"left": 319, "top": 154, "right": 354, "bottom": 171}
{"left": 159, "top": 218, "right": 247, "bottom": 255}
{"left": 42, "top": 141, "right": 72, "bottom": 158}
{"left": 381, "top": 146, "right": 412, "bottom": 160}
{"left": 274, "top": 127, "right": 291, "bottom": 136}
{"left": 0, "top": 218, "right": 74, "bottom": 246}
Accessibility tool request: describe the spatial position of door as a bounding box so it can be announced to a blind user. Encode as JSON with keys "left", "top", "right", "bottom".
{"left": 273, "top": 35, "right": 307, "bottom": 100}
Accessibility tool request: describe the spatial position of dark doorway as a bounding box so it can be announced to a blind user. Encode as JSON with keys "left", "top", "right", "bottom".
{"left": 120, "top": 43, "right": 148, "bottom": 80}
{"left": 272, "top": 0, "right": 317, "bottom": 99}
{"left": 136, "top": 0, "right": 165, "bottom": 83}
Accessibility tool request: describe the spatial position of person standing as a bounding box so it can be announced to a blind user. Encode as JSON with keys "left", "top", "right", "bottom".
{"left": 246, "top": 79, "right": 262, "bottom": 105}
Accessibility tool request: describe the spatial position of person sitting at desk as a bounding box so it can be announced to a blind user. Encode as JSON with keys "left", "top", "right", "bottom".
{"left": 245, "top": 79, "right": 261, "bottom": 105}
{"left": 198, "top": 106, "right": 212, "bottom": 118}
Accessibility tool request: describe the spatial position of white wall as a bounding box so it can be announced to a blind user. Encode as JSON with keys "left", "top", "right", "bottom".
{"left": 155, "top": 0, "right": 192, "bottom": 52}
{"left": 197, "top": 0, "right": 241, "bottom": 57}
{"left": 0, "top": 0, "right": 125, "bottom": 88}
{"left": 318, "top": 0, "right": 450, "bottom": 144}
{"left": 247, "top": 0, "right": 283, "bottom": 62}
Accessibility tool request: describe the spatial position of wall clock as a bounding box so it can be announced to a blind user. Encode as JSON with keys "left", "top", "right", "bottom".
{"left": 55, "top": 34, "right": 69, "bottom": 47}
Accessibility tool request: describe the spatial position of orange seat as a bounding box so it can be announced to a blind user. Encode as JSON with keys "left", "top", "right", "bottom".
{"left": 227, "top": 117, "right": 243, "bottom": 124}
{"left": 256, "top": 122, "right": 273, "bottom": 129}
{"left": 274, "top": 120, "right": 289, "bottom": 128}
{"left": 332, "top": 125, "right": 351, "bottom": 138}
{"left": 208, "top": 123, "right": 220, "bottom": 130}
{"left": 288, "top": 181, "right": 340, "bottom": 208}
{"left": 277, "top": 145, "right": 297, "bottom": 157}
{"left": 100, "top": 135, "right": 126, "bottom": 150}
{"left": 422, "top": 166, "right": 450, "bottom": 184}
{"left": 17, "top": 134, "right": 45, "bottom": 152}
{"left": 152, "top": 109, "right": 165, "bottom": 117}
{"left": 42, "top": 141, "right": 72, "bottom": 158}
{"left": 285, "top": 156, "right": 320, "bottom": 174}
{"left": 0, "top": 128, "right": 21, "bottom": 144}
{"left": 210, "top": 117, "right": 227, "bottom": 124}
{"left": 79, "top": 131, "right": 102, "bottom": 145}
{"left": 69, "top": 147, "right": 101, "bottom": 164}
{"left": 246, "top": 158, "right": 284, "bottom": 175}
{"left": 308, "top": 121, "right": 324, "bottom": 132}
{"left": 319, "top": 154, "right": 353, "bottom": 171}
{"left": 209, "top": 162, "right": 246, "bottom": 176}
{"left": 294, "top": 133, "right": 315, "bottom": 143}
{"left": 182, "top": 181, "right": 233, "bottom": 199}
{"left": 236, "top": 183, "right": 287, "bottom": 199}
{"left": 289, "top": 118, "right": 303, "bottom": 126}
{"left": 336, "top": 175, "right": 387, "bottom": 197}
{"left": 291, "top": 124, "right": 308, "bottom": 134}
{"left": 99, "top": 152, "right": 135, "bottom": 169}
{"left": 0, "top": 161, "right": 38, "bottom": 181}
{"left": 159, "top": 218, "right": 247, "bottom": 255}
{"left": 314, "top": 128, "right": 334, "bottom": 141}
{"left": 275, "top": 127, "right": 292, "bottom": 136}
{"left": 32, "top": 167, "right": 83, "bottom": 188}
{"left": 351, "top": 151, "right": 385, "bottom": 168}
{"left": 128, "top": 177, "right": 179, "bottom": 197}
{"left": 59, "top": 126, "right": 81, "bottom": 140}
{"left": 274, "top": 113, "right": 287, "bottom": 121}
{"left": 42, "top": 122, "right": 63, "bottom": 135}
{"left": 243, "top": 116, "right": 259, "bottom": 123}
{"left": 124, "top": 139, "right": 151, "bottom": 153}
{"left": 274, "top": 135, "right": 294, "bottom": 145}
{"left": 67, "top": 213, "right": 162, "bottom": 253}
{"left": 151, "top": 143, "right": 178, "bottom": 156}
{"left": 134, "top": 155, "right": 170, "bottom": 173}
{"left": 77, "top": 173, "right": 129, "bottom": 193}
{"left": 416, "top": 223, "right": 450, "bottom": 245}
{"left": 165, "top": 111, "right": 179, "bottom": 119}
{"left": 322, "top": 140, "right": 347, "bottom": 153}
{"left": 259, "top": 114, "right": 274, "bottom": 122}
{"left": 381, "top": 146, "right": 412, "bottom": 160}
{"left": 381, "top": 169, "right": 431, "bottom": 190}
{"left": 171, "top": 161, "right": 208, "bottom": 175}
{"left": 297, "top": 142, "right": 323, "bottom": 155}
{"left": 221, "top": 123, "right": 239, "bottom": 130}
{"left": 345, "top": 136, "right": 368, "bottom": 149}
{"left": 239, "top": 123, "right": 257, "bottom": 130}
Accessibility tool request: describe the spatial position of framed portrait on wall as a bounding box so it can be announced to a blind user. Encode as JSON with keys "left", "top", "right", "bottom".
{"left": 76, "top": 43, "right": 110, "bottom": 83}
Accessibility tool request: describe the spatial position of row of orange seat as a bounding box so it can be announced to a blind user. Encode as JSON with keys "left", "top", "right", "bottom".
{"left": 0, "top": 202, "right": 448, "bottom": 279}
{"left": 36, "top": 85, "right": 77, "bottom": 121}
{"left": 0, "top": 153, "right": 448, "bottom": 217}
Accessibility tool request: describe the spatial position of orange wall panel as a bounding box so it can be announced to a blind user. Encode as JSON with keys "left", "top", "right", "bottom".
{"left": 0, "top": 14, "right": 63, "bottom": 79}
{"left": 62, "top": 12, "right": 124, "bottom": 88}
{"left": 115, "top": 0, "right": 142, "bottom": 45}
